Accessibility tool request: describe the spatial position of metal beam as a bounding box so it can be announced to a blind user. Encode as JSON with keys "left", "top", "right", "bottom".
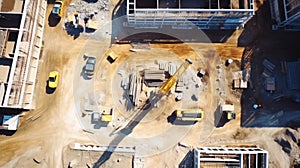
{"left": 135, "top": 8, "right": 254, "bottom": 12}
{"left": 283, "top": 0, "right": 289, "bottom": 20}
{"left": 287, "top": 3, "right": 300, "bottom": 15}
{"left": 281, "top": 11, "right": 300, "bottom": 26}
{"left": 19, "top": 0, "right": 40, "bottom": 107}
{"left": 3, "top": 0, "right": 30, "bottom": 107}
{"left": 286, "top": 0, "right": 298, "bottom": 6}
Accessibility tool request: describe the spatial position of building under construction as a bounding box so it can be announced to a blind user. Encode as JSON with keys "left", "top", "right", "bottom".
{"left": 0, "top": 0, "right": 47, "bottom": 109}
{"left": 194, "top": 147, "right": 268, "bottom": 168}
{"left": 126, "top": 0, "right": 255, "bottom": 29}
{"left": 270, "top": 0, "right": 300, "bottom": 30}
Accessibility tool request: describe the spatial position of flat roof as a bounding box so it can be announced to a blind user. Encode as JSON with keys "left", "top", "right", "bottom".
{"left": 135, "top": 0, "right": 251, "bottom": 9}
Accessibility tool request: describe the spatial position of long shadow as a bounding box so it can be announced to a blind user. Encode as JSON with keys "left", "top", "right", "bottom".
{"left": 0, "top": 109, "right": 26, "bottom": 136}
{"left": 214, "top": 105, "right": 229, "bottom": 128}
{"left": 47, "top": 0, "right": 56, "bottom": 4}
{"left": 93, "top": 91, "right": 163, "bottom": 167}
{"left": 0, "top": 130, "right": 16, "bottom": 136}
{"left": 239, "top": 1, "right": 300, "bottom": 128}
{"left": 83, "top": 0, "right": 98, "bottom": 3}
{"left": 0, "top": 108, "right": 25, "bottom": 114}
{"left": 178, "top": 150, "right": 194, "bottom": 168}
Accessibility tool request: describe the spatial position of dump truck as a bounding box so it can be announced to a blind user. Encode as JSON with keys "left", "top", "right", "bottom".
{"left": 175, "top": 109, "right": 204, "bottom": 122}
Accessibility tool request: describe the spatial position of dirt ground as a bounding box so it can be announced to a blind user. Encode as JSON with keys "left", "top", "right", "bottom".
{"left": 0, "top": 0, "right": 300, "bottom": 168}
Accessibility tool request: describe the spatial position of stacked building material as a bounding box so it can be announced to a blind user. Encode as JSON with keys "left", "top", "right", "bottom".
{"left": 143, "top": 70, "right": 166, "bottom": 87}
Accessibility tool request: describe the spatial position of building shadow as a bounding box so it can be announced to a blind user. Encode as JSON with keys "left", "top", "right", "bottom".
{"left": 202, "top": 30, "right": 236, "bottom": 43}
{"left": 0, "top": 130, "right": 16, "bottom": 136}
{"left": 47, "top": 0, "right": 56, "bottom": 4}
{"left": 214, "top": 105, "right": 229, "bottom": 127}
{"left": 83, "top": 0, "right": 98, "bottom": 3}
{"left": 0, "top": 108, "right": 26, "bottom": 136}
{"left": 0, "top": 108, "right": 25, "bottom": 114}
{"left": 178, "top": 150, "right": 194, "bottom": 168}
{"left": 239, "top": 1, "right": 300, "bottom": 128}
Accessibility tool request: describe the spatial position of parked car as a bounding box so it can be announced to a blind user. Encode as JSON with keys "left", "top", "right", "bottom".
{"left": 84, "top": 56, "right": 96, "bottom": 78}
{"left": 48, "top": 71, "right": 59, "bottom": 89}
{"left": 51, "top": 0, "right": 64, "bottom": 18}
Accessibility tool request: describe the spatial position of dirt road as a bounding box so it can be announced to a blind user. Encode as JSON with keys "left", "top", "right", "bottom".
{"left": 0, "top": 4, "right": 94, "bottom": 167}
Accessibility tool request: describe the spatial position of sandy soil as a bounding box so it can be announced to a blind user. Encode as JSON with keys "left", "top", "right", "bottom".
{"left": 1, "top": 0, "right": 15, "bottom": 12}
{"left": 0, "top": 3, "right": 94, "bottom": 168}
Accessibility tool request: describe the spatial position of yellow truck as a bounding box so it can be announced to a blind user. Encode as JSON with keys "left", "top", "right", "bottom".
{"left": 51, "top": 0, "right": 64, "bottom": 18}
{"left": 175, "top": 109, "right": 204, "bottom": 122}
{"left": 106, "top": 51, "right": 118, "bottom": 63}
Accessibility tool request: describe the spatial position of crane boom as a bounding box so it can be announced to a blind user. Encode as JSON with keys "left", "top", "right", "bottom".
{"left": 112, "top": 58, "right": 193, "bottom": 134}
{"left": 159, "top": 58, "right": 193, "bottom": 95}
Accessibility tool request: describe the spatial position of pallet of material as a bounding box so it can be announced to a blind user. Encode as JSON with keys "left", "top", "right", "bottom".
{"left": 265, "top": 77, "right": 275, "bottom": 91}
{"left": 233, "top": 79, "right": 247, "bottom": 89}
{"left": 263, "top": 59, "right": 275, "bottom": 72}
{"left": 144, "top": 70, "right": 165, "bottom": 81}
{"left": 168, "top": 63, "right": 176, "bottom": 76}
{"left": 159, "top": 62, "right": 166, "bottom": 70}
{"left": 146, "top": 81, "right": 164, "bottom": 87}
{"left": 175, "top": 86, "right": 184, "bottom": 92}
{"left": 262, "top": 69, "right": 272, "bottom": 78}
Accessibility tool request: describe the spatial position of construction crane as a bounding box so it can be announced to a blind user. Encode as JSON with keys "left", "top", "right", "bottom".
{"left": 113, "top": 58, "right": 193, "bottom": 134}
{"left": 159, "top": 58, "right": 193, "bottom": 95}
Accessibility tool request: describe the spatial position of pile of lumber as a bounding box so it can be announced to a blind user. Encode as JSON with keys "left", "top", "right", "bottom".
{"left": 144, "top": 70, "right": 166, "bottom": 87}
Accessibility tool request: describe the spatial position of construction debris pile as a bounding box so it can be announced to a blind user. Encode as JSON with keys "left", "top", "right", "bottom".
{"left": 64, "top": 0, "right": 109, "bottom": 34}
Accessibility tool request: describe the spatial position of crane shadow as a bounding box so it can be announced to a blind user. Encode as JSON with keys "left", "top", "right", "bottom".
{"left": 93, "top": 91, "right": 162, "bottom": 167}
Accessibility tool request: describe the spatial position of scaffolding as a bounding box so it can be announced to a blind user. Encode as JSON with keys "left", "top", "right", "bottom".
{"left": 126, "top": 0, "right": 255, "bottom": 29}
{"left": 0, "top": 0, "right": 47, "bottom": 109}
{"left": 270, "top": 0, "right": 300, "bottom": 30}
{"left": 194, "top": 147, "right": 268, "bottom": 168}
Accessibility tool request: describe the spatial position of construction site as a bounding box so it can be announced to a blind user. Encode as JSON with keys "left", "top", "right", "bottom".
{"left": 0, "top": 0, "right": 300, "bottom": 168}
